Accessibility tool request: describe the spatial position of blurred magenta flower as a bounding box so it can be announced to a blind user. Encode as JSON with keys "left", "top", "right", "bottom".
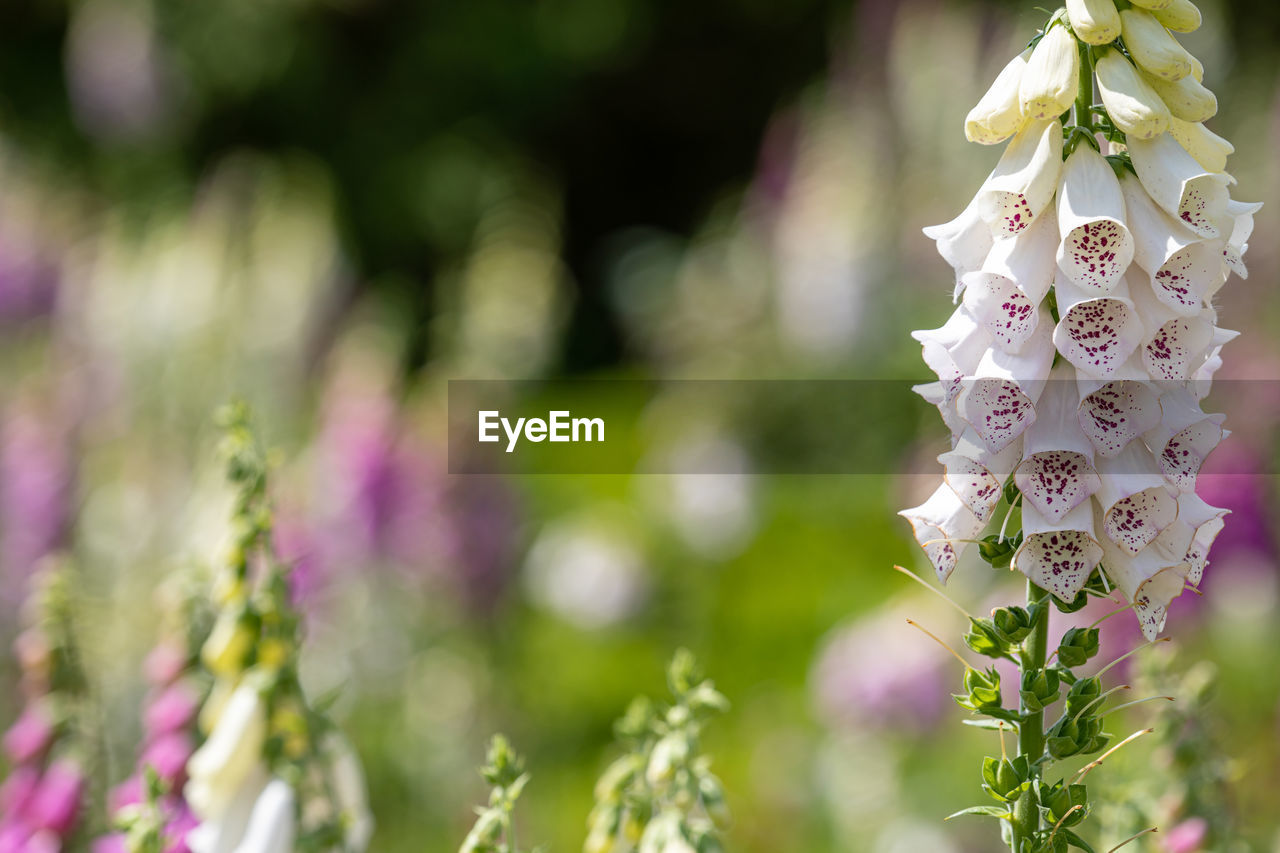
{"left": 28, "top": 759, "right": 86, "bottom": 835}
{"left": 2, "top": 704, "right": 55, "bottom": 766}
{"left": 144, "top": 683, "right": 200, "bottom": 737}
{"left": 1, "top": 410, "right": 72, "bottom": 603}
{"left": 811, "top": 603, "right": 950, "bottom": 733}
{"left": 1162, "top": 816, "right": 1208, "bottom": 852}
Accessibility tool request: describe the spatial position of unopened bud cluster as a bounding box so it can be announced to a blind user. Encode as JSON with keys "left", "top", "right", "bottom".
{"left": 584, "top": 650, "right": 729, "bottom": 853}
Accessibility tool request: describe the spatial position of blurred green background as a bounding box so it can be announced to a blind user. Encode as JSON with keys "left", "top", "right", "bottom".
{"left": 0, "top": 0, "right": 1278, "bottom": 850}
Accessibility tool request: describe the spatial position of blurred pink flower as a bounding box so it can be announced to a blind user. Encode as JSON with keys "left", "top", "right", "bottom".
{"left": 28, "top": 759, "right": 85, "bottom": 835}
{"left": 812, "top": 606, "right": 950, "bottom": 733}
{"left": 144, "top": 644, "right": 188, "bottom": 687}
{"left": 1, "top": 411, "right": 71, "bottom": 603}
{"left": 0, "top": 821, "right": 33, "bottom": 853}
{"left": 144, "top": 683, "right": 200, "bottom": 737}
{"left": 141, "top": 732, "right": 194, "bottom": 789}
{"left": 92, "top": 834, "right": 128, "bottom": 853}
{"left": 1163, "top": 816, "right": 1208, "bottom": 852}
{"left": 0, "top": 766, "right": 39, "bottom": 816}
{"left": 2, "top": 704, "right": 55, "bottom": 766}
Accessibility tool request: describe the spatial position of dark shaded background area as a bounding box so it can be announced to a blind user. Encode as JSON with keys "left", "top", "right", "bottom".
{"left": 6, "top": 0, "right": 1271, "bottom": 377}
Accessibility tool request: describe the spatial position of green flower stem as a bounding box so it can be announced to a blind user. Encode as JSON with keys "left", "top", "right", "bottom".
{"left": 1075, "top": 38, "right": 1095, "bottom": 132}
{"left": 1011, "top": 580, "right": 1050, "bottom": 851}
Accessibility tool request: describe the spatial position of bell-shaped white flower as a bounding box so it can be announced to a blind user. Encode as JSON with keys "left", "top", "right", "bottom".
{"left": 1144, "top": 71, "right": 1218, "bottom": 123}
{"left": 1096, "top": 511, "right": 1192, "bottom": 640}
{"left": 1076, "top": 375, "right": 1162, "bottom": 457}
{"left": 1118, "top": 174, "right": 1222, "bottom": 314}
{"left": 1056, "top": 144, "right": 1135, "bottom": 292}
{"left": 1127, "top": 131, "right": 1230, "bottom": 238}
{"left": 1094, "top": 443, "right": 1178, "bottom": 554}
{"left": 187, "top": 764, "right": 269, "bottom": 853}
{"left": 1015, "top": 369, "right": 1101, "bottom": 522}
{"left": 1119, "top": 8, "right": 1193, "bottom": 81}
{"left": 187, "top": 683, "right": 269, "bottom": 822}
{"left": 1095, "top": 49, "right": 1171, "bottom": 140}
{"left": 939, "top": 429, "right": 1024, "bottom": 523}
{"left": 923, "top": 193, "right": 995, "bottom": 295}
{"left": 1177, "top": 493, "right": 1228, "bottom": 585}
{"left": 1143, "top": 387, "right": 1225, "bottom": 491}
{"left": 977, "top": 119, "right": 1064, "bottom": 238}
{"left": 1067, "top": 0, "right": 1122, "bottom": 44}
{"left": 1168, "top": 118, "right": 1233, "bottom": 173}
{"left": 1127, "top": 277, "right": 1214, "bottom": 380}
{"left": 1014, "top": 500, "right": 1103, "bottom": 603}
{"left": 326, "top": 733, "right": 374, "bottom": 851}
{"left": 960, "top": 270, "right": 1042, "bottom": 351}
{"left": 966, "top": 49, "right": 1032, "bottom": 145}
{"left": 1019, "top": 22, "right": 1080, "bottom": 120}
{"left": 956, "top": 312, "right": 1055, "bottom": 452}
{"left": 1221, "top": 198, "right": 1263, "bottom": 279}
{"left": 914, "top": 307, "right": 993, "bottom": 397}
{"left": 1151, "top": 0, "right": 1202, "bottom": 33}
{"left": 234, "top": 778, "right": 297, "bottom": 853}
{"left": 959, "top": 203, "right": 1058, "bottom": 307}
{"left": 1052, "top": 274, "right": 1145, "bottom": 378}
{"left": 899, "top": 483, "right": 987, "bottom": 582}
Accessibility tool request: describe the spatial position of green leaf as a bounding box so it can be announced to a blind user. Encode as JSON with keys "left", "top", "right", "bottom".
{"left": 945, "top": 805, "right": 1011, "bottom": 821}
{"left": 1063, "top": 829, "right": 1096, "bottom": 853}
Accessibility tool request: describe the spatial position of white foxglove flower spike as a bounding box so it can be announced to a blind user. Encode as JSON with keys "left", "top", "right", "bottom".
{"left": 1094, "top": 443, "right": 1179, "bottom": 554}
{"left": 899, "top": 484, "right": 988, "bottom": 582}
{"left": 977, "top": 119, "right": 1064, "bottom": 237}
{"left": 966, "top": 50, "right": 1032, "bottom": 145}
{"left": 1119, "top": 8, "right": 1193, "bottom": 81}
{"left": 1056, "top": 144, "right": 1135, "bottom": 293}
{"left": 1014, "top": 500, "right": 1103, "bottom": 603}
{"left": 1019, "top": 21, "right": 1080, "bottom": 121}
{"left": 1095, "top": 49, "right": 1172, "bottom": 140}
{"left": 1067, "top": 0, "right": 1122, "bottom": 45}
{"left": 1016, "top": 367, "right": 1101, "bottom": 522}
{"left": 1076, "top": 376, "right": 1163, "bottom": 457}
{"left": 1053, "top": 274, "right": 1145, "bottom": 378}
{"left": 1128, "top": 132, "right": 1230, "bottom": 237}
{"left": 1143, "top": 71, "right": 1218, "bottom": 123}
{"left": 1168, "top": 118, "right": 1234, "bottom": 174}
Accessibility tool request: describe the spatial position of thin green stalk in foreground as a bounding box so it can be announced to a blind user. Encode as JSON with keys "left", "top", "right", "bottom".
{"left": 1010, "top": 580, "right": 1049, "bottom": 850}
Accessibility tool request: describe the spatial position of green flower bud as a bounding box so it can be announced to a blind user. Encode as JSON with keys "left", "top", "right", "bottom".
{"left": 1019, "top": 667, "right": 1061, "bottom": 712}
{"left": 1064, "top": 676, "right": 1102, "bottom": 718}
{"left": 964, "top": 618, "right": 1009, "bottom": 658}
{"left": 1057, "top": 627, "right": 1101, "bottom": 668}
